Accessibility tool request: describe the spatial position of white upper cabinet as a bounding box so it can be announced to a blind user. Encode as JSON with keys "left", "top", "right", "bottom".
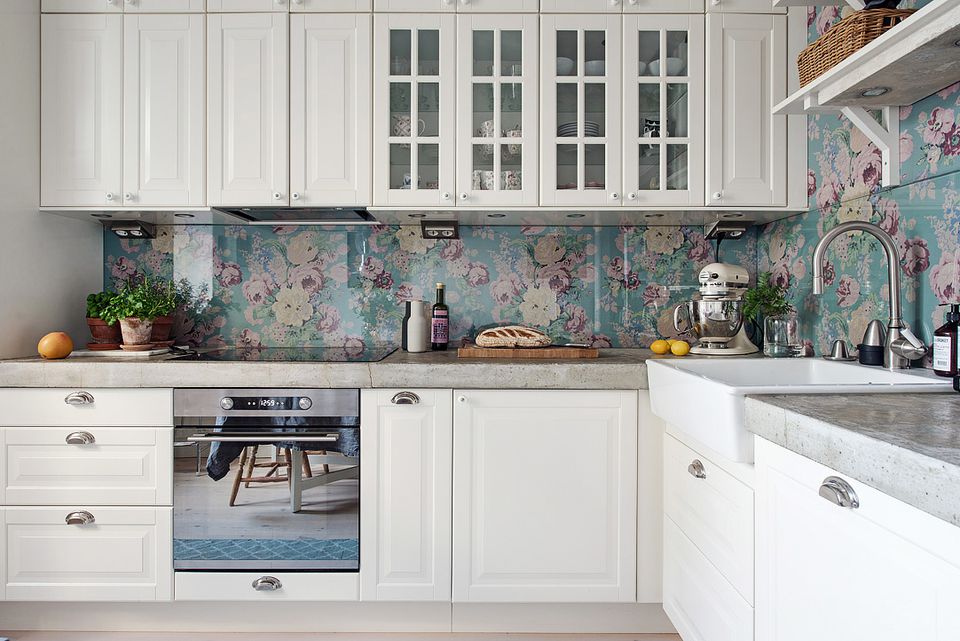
{"left": 624, "top": 0, "right": 704, "bottom": 12}
{"left": 291, "top": 0, "right": 373, "bottom": 10}
{"left": 41, "top": 0, "right": 122, "bottom": 11}
{"left": 374, "top": 0, "right": 456, "bottom": 12}
{"left": 123, "top": 14, "right": 205, "bottom": 207}
{"left": 540, "top": 0, "right": 622, "bottom": 13}
{"left": 706, "top": 0, "right": 786, "bottom": 13}
{"left": 706, "top": 12, "right": 786, "bottom": 207}
{"left": 373, "top": 13, "right": 456, "bottom": 206}
{"left": 43, "top": 0, "right": 204, "bottom": 10}
{"left": 207, "top": 13, "right": 289, "bottom": 207}
{"left": 452, "top": 390, "right": 638, "bottom": 603}
{"left": 290, "top": 13, "right": 372, "bottom": 206}
{"left": 206, "top": 0, "right": 291, "bottom": 11}
{"left": 623, "top": 14, "right": 704, "bottom": 206}
{"left": 123, "top": 0, "right": 205, "bottom": 11}
{"left": 458, "top": 0, "right": 539, "bottom": 12}
{"left": 456, "top": 14, "right": 538, "bottom": 207}
{"left": 540, "top": 14, "right": 622, "bottom": 207}
{"left": 40, "top": 14, "right": 122, "bottom": 207}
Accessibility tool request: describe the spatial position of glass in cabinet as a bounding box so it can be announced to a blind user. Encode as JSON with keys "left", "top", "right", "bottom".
{"left": 373, "top": 14, "right": 456, "bottom": 206}
{"left": 540, "top": 14, "right": 622, "bottom": 207}
{"left": 623, "top": 14, "right": 704, "bottom": 206}
{"left": 456, "top": 14, "right": 538, "bottom": 206}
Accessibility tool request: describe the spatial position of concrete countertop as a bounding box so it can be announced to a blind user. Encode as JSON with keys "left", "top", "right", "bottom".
{"left": 745, "top": 393, "right": 960, "bottom": 527}
{"left": 0, "top": 348, "right": 655, "bottom": 390}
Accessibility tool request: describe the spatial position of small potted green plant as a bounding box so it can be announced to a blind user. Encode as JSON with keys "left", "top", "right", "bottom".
{"left": 106, "top": 279, "right": 177, "bottom": 348}
{"left": 149, "top": 280, "right": 181, "bottom": 344}
{"left": 743, "top": 272, "right": 794, "bottom": 354}
{"left": 85, "top": 291, "right": 122, "bottom": 346}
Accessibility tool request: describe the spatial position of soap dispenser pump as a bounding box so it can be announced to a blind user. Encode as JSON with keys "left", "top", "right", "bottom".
{"left": 933, "top": 303, "right": 960, "bottom": 377}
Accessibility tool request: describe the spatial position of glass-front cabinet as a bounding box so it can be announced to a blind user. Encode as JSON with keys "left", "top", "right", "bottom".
{"left": 540, "top": 14, "right": 622, "bottom": 207}
{"left": 373, "top": 14, "right": 456, "bottom": 206}
{"left": 623, "top": 14, "right": 704, "bottom": 206}
{"left": 456, "top": 14, "right": 538, "bottom": 207}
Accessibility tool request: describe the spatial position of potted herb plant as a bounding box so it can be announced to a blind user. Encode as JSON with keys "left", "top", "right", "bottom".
{"left": 85, "top": 291, "right": 122, "bottom": 345}
{"left": 149, "top": 280, "right": 181, "bottom": 344}
{"left": 743, "top": 272, "right": 794, "bottom": 353}
{"left": 106, "top": 279, "right": 178, "bottom": 348}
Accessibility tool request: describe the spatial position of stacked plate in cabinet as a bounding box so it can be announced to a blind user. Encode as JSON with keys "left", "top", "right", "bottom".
{"left": 558, "top": 121, "right": 600, "bottom": 137}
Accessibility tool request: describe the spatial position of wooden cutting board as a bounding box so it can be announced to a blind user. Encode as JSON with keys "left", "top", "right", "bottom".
{"left": 457, "top": 344, "right": 599, "bottom": 359}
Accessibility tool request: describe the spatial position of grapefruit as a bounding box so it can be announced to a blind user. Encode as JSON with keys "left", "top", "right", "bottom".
{"left": 38, "top": 332, "right": 73, "bottom": 359}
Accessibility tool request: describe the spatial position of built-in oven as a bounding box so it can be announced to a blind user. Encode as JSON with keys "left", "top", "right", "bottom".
{"left": 172, "top": 388, "right": 360, "bottom": 581}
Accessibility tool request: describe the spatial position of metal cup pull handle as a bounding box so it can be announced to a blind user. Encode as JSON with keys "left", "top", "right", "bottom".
{"left": 819, "top": 476, "right": 859, "bottom": 509}
{"left": 65, "top": 431, "right": 96, "bottom": 445}
{"left": 65, "top": 391, "right": 95, "bottom": 406}
{"left": 252, "top": 576, "right": 283, "bottom": 591}
{"left": 687, "top": 459, "right": 706, "bottom": 479}
{"left": 65, "top": 511, "right": 95, "bottom": 526}
{"left": 391, "top": 391, "right": 420, "bottom": 405}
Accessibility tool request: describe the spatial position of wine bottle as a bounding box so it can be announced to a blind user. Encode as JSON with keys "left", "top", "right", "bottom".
{"left": 431, "top": 282, "right": 449, "bottom": 351}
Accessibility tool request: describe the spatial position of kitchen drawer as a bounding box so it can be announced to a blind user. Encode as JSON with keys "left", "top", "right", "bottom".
{"left": 175, "top": 571, "right": 359, "bottom": 601}
{"left": 1, "top": 427, "right": 172, "bottom": 505}
{"left": 663, "top": 516, "right": 753, "bottom": 641}
{"left": 206, "top": 0, "right": 290, "bottom": 10}
{"left": 0, "top": 506, "right": 172, "bottom": 601}
{"left": 0, "top": 389, "right": 172, "bottom": 427}
{"left": 664, "top": 433, "right": 754, "bottom": 604}
{"left": 124, "top": 0, "right": 205, "bottom": 11}
{"left": 42, "top": 0, "right": 122, "bottom": 12}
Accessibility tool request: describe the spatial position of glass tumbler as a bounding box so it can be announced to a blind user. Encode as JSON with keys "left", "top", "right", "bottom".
{"left": 764, "top": 315, "right": 803, "bottom": 358}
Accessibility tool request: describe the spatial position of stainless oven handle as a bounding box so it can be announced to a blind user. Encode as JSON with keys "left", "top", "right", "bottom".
{"left": 186, "top": 433, "right": 339, "bottom": 443}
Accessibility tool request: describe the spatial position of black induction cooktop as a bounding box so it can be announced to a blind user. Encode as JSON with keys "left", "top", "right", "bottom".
{"left": 169, "top": 345, "right": 396, "bottom": 363}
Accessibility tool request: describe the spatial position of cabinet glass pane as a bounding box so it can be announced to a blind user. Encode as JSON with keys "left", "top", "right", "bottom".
{"left": 417, "top": 29, "right": 439, "bottom": 76}
{"left": 501, "top": 144, "right": 521, "bottom": 191}
{"left": 637, "top": 31, "right": 659, "bottom": 77}
{"left": 584, "top": 31, "right": 605, "bottom": 76}
{"left": 390, "top": 83, "right": 412, "bottom": 137}
{"left": 473, "top": 83, "right": 495, "bottom": 137}
{"left": 501, "top": 83, "right": 522, "bottom": 135}
{"left": 667, "top": 145, "right": 687, "bottom": 191}
{"left": 584, "top": 83, "right": 605, "bottom": 137}
{"left": 418, "top": 82, "right": 439, "bottom": 136}
{"left": 473, "top": 145, "right": 495, "bottom": 190}
{"left": 390, "top": 144, "right": 411, "bottom": 190}
{"left": 390, "top": 30, "right": 411, "bottom": 76}
{"left": 419, "top": 143, "right": 439, "bottom": 190}
{"left": 557, "top": 83, "right": 577, "bottom": 137}
{"left": 638, "top": 146, "right": 660, "bottom": 191}
{"left": 667, "top": 83, "right": 687, "bottom": 138}
{"left": 638, "top": 84, "right": 660, "bottom": 136}
{"left": 557, "top": 144, "right": 577, "bottom": 190}
{"left": 473, "top": 30, "right": 494, "bottom": 77}
{"left": 585, "top": 144, "right": 605, "bottom": 190}
{"left": 501, "top": 31, "right": 522, "bottom": 77}
{"left": 666, "top": 31, "right": 688, "bottom": 76}
{"left": 556, "top": 31, "right": 577, "bottom": 77}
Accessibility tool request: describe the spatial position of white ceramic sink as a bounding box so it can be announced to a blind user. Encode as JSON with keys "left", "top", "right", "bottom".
{"left": 647, "top": 358, "right": 953, "bottom": 463}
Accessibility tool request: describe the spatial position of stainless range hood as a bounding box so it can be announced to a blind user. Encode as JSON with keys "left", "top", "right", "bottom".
{"left": 213, "top": 206, "right": 378, "bottom": 225}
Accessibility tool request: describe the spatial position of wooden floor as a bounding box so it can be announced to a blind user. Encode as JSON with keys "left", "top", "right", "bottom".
{"left": 1, "top": 635, "right": 680, "bottom": 641}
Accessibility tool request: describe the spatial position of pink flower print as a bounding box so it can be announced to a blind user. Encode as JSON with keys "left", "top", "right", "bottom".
{"left": 344, "top": 336, "right": 366, "bottom": 356}
{"left": 314, "top": 304, "right": 342, "bottom": 333}
{"left": 687, "top": 234, "right": 712, "bottom": 262}
{"left": 440, "top": 241, "right": 464, "bottom": 261}
{"left": 901, "top": 237, "right": 930, "bottom": 277}
{"left": 242, "top": 272, "right": 276, "bottom": 306}
{"left": 589, "top": 334, "right": 613, "bottom": 349}
{"left": 922, "top": 107, "right": 955, "bottom": 146}
{"left": 807, "top": 169, "right": 817, "bottom": 197}
{"left": 360, "top": 256, "right": 386, "bottom": 281}
{"left": 606, "top": 256, "right": 626, "bottom": 281}
{"left": 563, "top": 304, "right": 589, "bottom": 335}
{"left": 822, "top": 259, "right": 836, "bottom": 287}
{"left": 521, "top": 226, "right": 546, "bottom": 235}
{"left": 836, "top": 275, "right": 860, "bottom": 308}
{"left": 288, "top": 263, "right": 326, "bottom": 295}
{"left": 806, "top": 6, "right": 815, "bottom": 27}
{"left": 235, "top": 329, "right": 263, "bottom": 349}
{"left": 816, "top": 177, "right": 842, "bottom": 212}
{"left": 642, "top": 284, "right": 670, "bottom": 308}
{"left": 930, "top": 250, "right": 960, "bottom": 303}
{"left": 624, "top": 272, "right": 642, "bottom": 291}
{"left": 374, "top": 271, "right": 394, "bottom": 290}
{"left": 769, "top": 263, "right": 791, "bottom": 289}
{"left": 215, "top": 259, "right": 243, "bottom": 288}
{"left": 111, "top": 256, "right": 139, "bottom": 282}
{"left": 877, "top": 198, "right": 900, "bottom": 236}
{"left": 937, "top": 82, "right": 960, "bottom": 100}
{"left": 540, "top": 263, "right": 573, "bottom": 294}
{"left": 466, "top": 262, "right": 490, "bottom": 287}
{"left": 900, "top": 131, "right": 914, "bottom": 163}
{"left": 853, "top": 148, "right": 883, "bottom": 190}
{"left": 395, "top": 284, "right": 416, "bottom": 302}
{"left": 816, "top": 7, "right": 841, "bottom": 35}
{"left": 576, "top": 263, "right": 596, "bottom": 281}
{"left": 491, "top": 274, "right": 522, "bottom": 305}
{"left": 328, "top": 263, "right": 349, "bottom": 285}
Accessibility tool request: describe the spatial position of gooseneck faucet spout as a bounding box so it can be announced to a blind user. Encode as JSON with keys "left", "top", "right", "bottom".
{"left": 811, "top": 221, "right": 925, "bottom": 369}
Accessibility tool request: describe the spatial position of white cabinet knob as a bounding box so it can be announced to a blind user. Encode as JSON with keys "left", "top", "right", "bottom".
{"left": 712, "top": 191, "right": 723, "bottom": 201}
{"left": 628, "top": 0, "right": 638, "bottom": 4}
{"left": 273, "top": 192, "right": 283, "bottom": 201}
{"left": 711, "top": 0, "right": 720, "bottom": 4}
{"left": 106, "top": 0, "right": 116, "bottom": 4}
{"left": 105, "top": 192, "right": 114, "bottom": 202}
{"left": 442, "top": 0, "right": 453, "bottom": 4}
{"left": 458, "top": 396, "right": 466, "bottom": 403}
{"left": 292, "top": 0, "right": 303, "bottom": 4}
{"left": 124, "top": 192, "right": 134, "bottom": 202}
{"left": 610, "top": 0, "right": 621, "bottom": 5}
{"left": 459, "top": 192, "right": 469, "bottom": 201}
{"left": 627, "top": 192, "right": 637, "bottom": 200}
{"left": 460, "top": 0, "right": 471, "bottom": 4}
{"left": 441, "top": 192, "right": 451, "bottom": 201}
{"left": 291, "top": 192, "right": 300, "bottom": 201}
{"left": 275, "top": 0, "right": 285, "bottom": 5}
{"left": 609, "top": 192, "right": 620, "bottom": 200}
{"left": 125, "top": 0, "right": 135, "bottom": 4}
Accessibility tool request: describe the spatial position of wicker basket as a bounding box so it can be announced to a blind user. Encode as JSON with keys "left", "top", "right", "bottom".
{"left": 798, "top": 9, "right": 915, "bottom": 87}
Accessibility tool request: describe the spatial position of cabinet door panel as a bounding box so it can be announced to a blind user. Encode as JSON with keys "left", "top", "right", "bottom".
{"left": 125, "top": 0, "right": 205, "bottom": 11}
{"left": 292, "top": 0, "right": 373, "bottom": 9}
{"left": 453, "top": 390, "right": 637, "bottom": 602}
{"left": 207, "top": 0, "right": 290, "bottom": 10}
{"left": 624, "top": 0, "right": 703, "bottom": 11}
{"left": 291, "top": 14, "right": 371, "bottom": 206}
{"left": 540, "top": 0, "right": 622, "bottom": 13}
{"left": 756, "top": 439, "right": 960, "bottom": 641}
{"left": 458, "top": 0, "right": 539, "bottom": 11}
{"left": 706, "top": 13, "right": 786, "bottom": 207}
{"left": 706, "top": 0, "right": 786, "bottom": 13}
{"left": 374, "top": 0, "right": 455, "bottom": 11}
{"left": 42, "top": 0, "right": 122, "bottom": 11}
{"left": 208, "top": 13, "right": 289, "bottom": 206}
{"left": 123, "top": 14, "right": 205, "bottom": 207}
{"left": 360, "top": 389, "right": 452, "bottom": 602}
{"left": 40, "top": 14, "right": 122, "bottom": 207}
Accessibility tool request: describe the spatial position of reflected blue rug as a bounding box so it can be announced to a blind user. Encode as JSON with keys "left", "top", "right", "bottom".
{"left": 175, "top": 538, "right": 359, "bottom": 561}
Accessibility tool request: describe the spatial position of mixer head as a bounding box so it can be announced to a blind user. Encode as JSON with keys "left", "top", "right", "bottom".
{"left": 697, "top": 262, "right": 750, "bottom": 299}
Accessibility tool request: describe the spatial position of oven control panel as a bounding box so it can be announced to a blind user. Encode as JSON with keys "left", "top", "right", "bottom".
{"left": 218, "top": 396, "right": 313, "bottom": 411}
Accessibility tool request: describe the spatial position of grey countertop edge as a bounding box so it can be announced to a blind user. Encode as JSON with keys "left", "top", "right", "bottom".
{"left": 745, "top": 395, "right": 960, "bottom": 528}
{"left": 0, "top": 348, "right": 654, "bottom": 390}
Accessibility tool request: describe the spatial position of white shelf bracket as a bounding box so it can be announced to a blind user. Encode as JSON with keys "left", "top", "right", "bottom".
{"left": 846, "top": 0, "right": 866, "bottom": 10}
{"left": 841, "top": 106, "right": 901, "bottom": 187}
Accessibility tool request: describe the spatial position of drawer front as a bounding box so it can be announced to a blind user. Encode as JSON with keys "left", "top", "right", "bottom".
{"left": 0, "top": 506, "right": 172, "bottom": 601}
{"left": 664, "top": 433, "right": 754, "bottom": 603}
{"left": 1, "top": 427, "right": 172, "bottom": 505}
{"left": 175, "top": 571, "right": 359, "bottom": 601}
{"left": 663, "top": 516, "right": 753, "bottom": 641}
{"left": 0, "top": 389, "right": 172, "bottom": 427}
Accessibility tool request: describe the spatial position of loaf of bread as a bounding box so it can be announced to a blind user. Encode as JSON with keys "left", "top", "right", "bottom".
{"left": 475, "top": 325, "right": 552, "bottom": 348}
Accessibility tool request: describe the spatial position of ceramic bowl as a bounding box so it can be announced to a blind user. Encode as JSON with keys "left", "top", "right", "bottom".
{"left": 637, "top": 61, "right": 647, "bottom": 76}
{"left": 584, "top": 60, "right": 606, "bottom": 76}
{"left": 664, "top": 57, "right": 686, "bottom": 76}
{"left": 556, "top": 57, "right": 575, "bottom": 76}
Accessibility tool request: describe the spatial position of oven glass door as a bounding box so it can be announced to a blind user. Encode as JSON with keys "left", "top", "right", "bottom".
{"left": 173, "top": 417, "right": 360, "bottom": 572}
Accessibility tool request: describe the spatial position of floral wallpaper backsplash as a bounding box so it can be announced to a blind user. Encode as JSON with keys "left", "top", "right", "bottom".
{"left": 757, "top": 2, "right": 960, "bottom": 357}
{"left": 104, "top": 224, "right": 756, "bottom": 349}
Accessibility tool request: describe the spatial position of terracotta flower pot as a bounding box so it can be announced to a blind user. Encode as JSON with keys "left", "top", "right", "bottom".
{"left": 87, "top": 318, "right": 122, "bottom": 344}
{"left": 150, "top": 315, "right": 174, "bottom": 343}
{"left": 119, "top": 317, "right": 155, "bottom": 346}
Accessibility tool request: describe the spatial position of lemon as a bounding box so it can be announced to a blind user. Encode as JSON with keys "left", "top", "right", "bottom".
{"left": 665, "top": 339, "right": 677, "bottom": 345}
{"left": 670, "top": 340, "right": 691, "bottom": 356}
{"left": 650, "top": 339, "right": 671, "bottom": 355}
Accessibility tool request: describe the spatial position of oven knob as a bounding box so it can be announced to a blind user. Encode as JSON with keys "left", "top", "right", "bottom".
{"left": 220, "top": 397, "right": 234, "bottom": 410}
{"left": 298, "top": 397, "right": 313, "bottom": 410}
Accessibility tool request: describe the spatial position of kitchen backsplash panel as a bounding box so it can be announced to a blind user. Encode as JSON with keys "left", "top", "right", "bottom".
{"left": 757, "top": 2, "right": 960, "bottom": 357}
{"left": 104, "top": 224, "right": 757, "bottom": 349}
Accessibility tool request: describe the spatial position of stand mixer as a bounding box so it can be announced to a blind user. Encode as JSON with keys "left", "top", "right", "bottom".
{"left": 673, "top": 262, "right": 759, "bottom": 356}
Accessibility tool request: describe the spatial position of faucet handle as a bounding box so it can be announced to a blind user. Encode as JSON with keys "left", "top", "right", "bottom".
{"left": 898, "top": 325, "right": 925, "bottom": 350}
{"left": 891, "top": 338, "right": 926, "bottom": 361}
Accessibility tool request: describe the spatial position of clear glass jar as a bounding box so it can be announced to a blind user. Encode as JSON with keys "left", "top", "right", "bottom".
{"left": 764, "top": 314, "right": 803, "bottom": 358}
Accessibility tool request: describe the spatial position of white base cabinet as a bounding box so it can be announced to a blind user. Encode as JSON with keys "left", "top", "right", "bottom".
{"left": 756, "top": 438, "right": 960, "bottom": 641}
{"left": 452, "top": 390, "right": 637, "bottom": 603}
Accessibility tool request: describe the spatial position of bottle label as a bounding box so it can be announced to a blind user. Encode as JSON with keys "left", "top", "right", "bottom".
{"left": 933, "top": 335, "right": 951, "bottom": 371}
{"left": 431, "top": 310, "right": 449, "bottom": 343}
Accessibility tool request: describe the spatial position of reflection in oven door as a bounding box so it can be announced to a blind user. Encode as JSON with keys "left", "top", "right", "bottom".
{"left": 173, "top": 422, "right": 360, "bottom": 572}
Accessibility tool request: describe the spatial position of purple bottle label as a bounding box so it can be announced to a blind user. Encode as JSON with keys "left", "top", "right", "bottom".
{"left": 431, "top": 310, "right": 449, "bottom": 343}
